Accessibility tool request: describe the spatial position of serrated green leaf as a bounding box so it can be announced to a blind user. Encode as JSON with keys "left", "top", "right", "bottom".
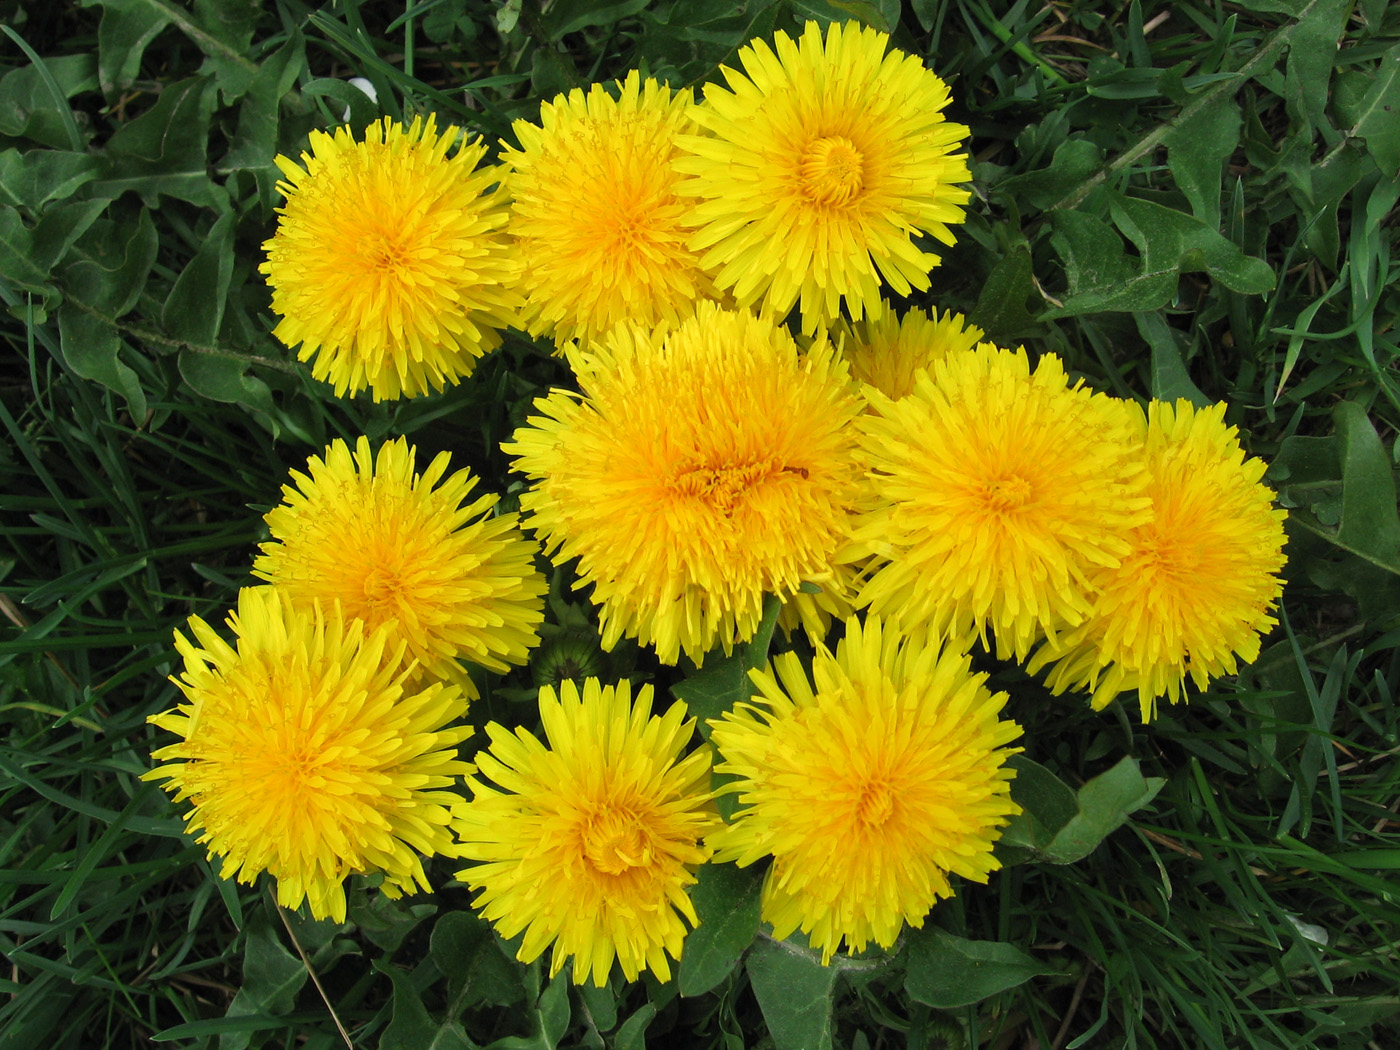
{"left": 1334, "top": 401, "right": 1400, "bottom": 575}
{"left": 219, "top": 910, "right": 307, "bottom": 1050}
{"left": 746, "top": 938, "right": 838, "bottom": 1050}
{"left": 163, "top": 210, "right": 235, "bottom": 344}
{"left": 905, "top": 927, "right": 1057, "bottom": 1009}
{"left": 56, "top": 303, "right": 147, "bottom": 422}
{"left": 86, "top": 0, "right": 173, "bottom": 97}
{"left": 63, "top": 210, "right": 158, "bottom": 318}
{"left": 222, "top": 33, "right": 306, "bottom": 180}
{"left": 997, "top": 139, "right": 1102, "bottom": 212}
{"left": 94, "top": 76, "right": 220, "bottom": 208}
{"left": 578, "top": 979, "right": 616, "bottom": 1033}
{"left": 537, "top": 974, "right": 571, "bottom": 1048}
{"left": 378, "top": 962, "right": 475, "bottom": 1050}
{"left": 969, "top": 244, "right": 1037, "bottom": 344}
{"left": 1351, "top": 43, "right": 1400, "bottom": 178}
{"left": 1041, "top": 756, "right": 1165, "bottom": 864}
{"left": 430, "top": 911, "right": 527, "bottom": 1009}
{"left": 1163, "top": 93, "right": 1240, "bottom": 226}
{"left": 0, "top": 149, "right": 103, "bottom": 212}
{"left": 189, "top": 0, "right": 262, "bottom": 100}
{"left": 678, "top": 862, "right": 763, "bottom": 996}
{"left": 1112, "top": 195, "right": 1276, "bottom": 295}
{"left": 995, "top": 756, "right": 1079, "bottom": 856}
{"left": 1046, "top": 210, "right": 1172, "bottom": 315}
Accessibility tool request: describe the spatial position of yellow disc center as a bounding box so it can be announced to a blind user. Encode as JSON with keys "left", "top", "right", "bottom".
{"left": 673, "top": 461, "right": 778, "bottom": 517}
{"left": 584, "top": 810, "right": 651, "bottom": 875}
{"left": 982, "top": 473, "right": 1034, "bottom": 514}
{"left": 801, "top": 137, "right": 865, "bottom": 205}
{"left": 856, "top": 779, "right": 895, "bottom": 827}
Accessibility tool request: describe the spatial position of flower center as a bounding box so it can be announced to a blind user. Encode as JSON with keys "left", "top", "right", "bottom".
{"left": 981, "top": 473, "right": 1033, "bottom": 514}
{"left": 856, "top": 779, "right": 895, "bottom": 827}
{"left": 361, "top": 232, "right": 412, "bottom": 275}
{"left": 361, "top": 564, "right": 405, "bottom": 613}
{"left": 672, "top": 460, "right": 799, "bottom": 516}
{"left": 1144, "top": 531, "right": 1202, "bottom": 582}
{"left": 583, "top": 809, "right": 652, "bottom": 876}
{"left": 801, "top": 137, "right": 865, "bottom": 206}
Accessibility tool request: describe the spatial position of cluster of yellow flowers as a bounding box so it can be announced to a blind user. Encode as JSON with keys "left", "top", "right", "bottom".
{"left": 147, "top": 18, "right": 1288, "bottom": 987}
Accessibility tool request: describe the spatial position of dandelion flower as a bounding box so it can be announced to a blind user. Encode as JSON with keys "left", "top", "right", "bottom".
{"left": 453, "top": 679, "right": 719, "bottom": 986}
{"left": 261, "top": 115, "right": 522, "bottom": 400}
{"left": 1029, "top": 399, "right": 1288, "bottom": 721}
{"left": 504, "top": 302, "right": 864, "bottom": 664}
{"left": 253, "top": 436, "right": 545, "bottom": 692}
{"left": 503, "top": 71, "right": 716, "bottom": 347}
{"left": 838, "top": 304, "right": 983, "bottom": 403}
{"left": 676, "top": 20, "right": 971, "bottom": 334}
{"left": 708, "top": 616, "right": 1022, "bottom": 963}
{"left": 854, "top": 345, "right": 1152, "bottom": 659}
{"left": 144, "top": 587, "right": 472, "bottom": 923}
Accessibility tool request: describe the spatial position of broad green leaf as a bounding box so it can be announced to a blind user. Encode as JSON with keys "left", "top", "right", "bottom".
{"left": 63, "top": 210, "right": 159, "bottom": 318}
{"left": 86, "top": 0, "right": 173, "bottom": 97}
{"left": 430, "top": 911, "right": 527, "bottom": 1009}
{"left": 1333, "top": 401, "right": 1400, "bottom": 574}
{"left": 1111, "top": 195, "right": 1276, "bottom": 295}
{"left": 93, "top": 76, "right": 221, "bottom": 208}
{"left": 178, "top": 349, "right": 277, "bottom": 417}
{"left": 1352, "top": 43, "right": 1400, "bottom": 177}
{"left": 578, "top": 979, "right": 616, "bottom": 1033}
{"left": 612, "top": 1003, "right": 656, "bottom": 1050}
{"left": 222, "top": 33, "right": 306, "bottom": 181}
{"left": 1282, "top": 0, "right": 1349, "bottom": 132}
{"left": 678, "top": 861, "right": 764, "bottom": 996}
{"left": 995, "top": 756, "right": 1079, "bottom": 858}
{"left": 0, "top": 199, "right": 109, "bottom": 296}
{"left": 792, "top": 0, "right": 895, "bottom": 33}
{"left": 997, "top": 139, "right": 1102, "bottom": 212}
{"left": 1163, "top": 93, "right": 1240, "bottom": 226}
{"left": 538, "top": 973, "right": 571, "bottom": 1048}
{"left": 57, "top": 301, "right": 148, "bottom": 422}
{"left": 219, "top": 910, "right": 307, "bottom": 1050}
{"left": 1045, "top": 210, "right": 1173, "bottom": 315}
{"left": 0, "top": 149, "right": 103, "bottom": 212}
{"left": 0, "top": 53, "right": 96, "bottom": 149}
{"left": 672, "top": 652, "right": 751, "bottom": 741}
{"left": 163, "top": 210, "right": 235, "bottom": 344}
{"left": 905, "top": 927, "right": 1057, "bottom": 1009}
{"left": 545, "top": 0, "right": 653, "bottom": 40}
{"left": 378, "top": 961, "right": 474, "bottom": 1050}
{"left": 746, "top": 937, "right": 838, "bottom": 1050}
{"left": 969, "top": 244, "right": 1037, "bottom": 344}
{"left": 1136, "top": 312, "right": 1210, "bottom": 407}
{"left": 1040, "top": 756, "right": 1165, "bottom": 864}
{"left": 189, "top": 0, "right": 262, "bottom": 100}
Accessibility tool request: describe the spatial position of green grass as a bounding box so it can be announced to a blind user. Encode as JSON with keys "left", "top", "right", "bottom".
{"left": 1, "top": 0, "right": 1399, "bottom": 1047}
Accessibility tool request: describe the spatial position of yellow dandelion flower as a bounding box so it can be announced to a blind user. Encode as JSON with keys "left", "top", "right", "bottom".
{"left": 708, "top": 616, "right": 1022, "bottom": 964}
{"left": 503, "top": 302, "right": 864, "bottom": 664}
{"left": 837, "top": 304, "right": 983, "bottom": 403}
{"left": 144, "top": 587, "right": 472, "bottom": 924}
{"left": 503, "top": 71, "right": 716, "bottom": 347}
{"left": 675, "top": 20, "right": 971, "bottom": 335}
{"left": 1029, "top": 399, "right": 1288, "bottom": 721}
{"left": 453, "top": 679, "right": 719, "bottom": 986}
{"left": 855, "top": 345, "right": 1153, "bottom": 660}
{"left": 261, "top": 115, "right": 522, "bottom": 401}
{"left": 253, "top": 436, "right": 545, "bottom": 692}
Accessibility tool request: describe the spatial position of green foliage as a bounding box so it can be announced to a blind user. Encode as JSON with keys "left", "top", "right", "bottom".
{"left": 1, "top": 0, "right": 1398, "bottom": 1048}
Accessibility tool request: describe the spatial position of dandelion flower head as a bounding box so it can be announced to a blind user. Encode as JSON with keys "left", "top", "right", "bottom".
{"left": 708, "top": 615, "right": 1022, "bottom": 963}
{"left": 1030, "top": 399, "right": 1288, "bottom": 721}
{"left": 453, "top": 679, "right": 718, "bottom": 986}
{"left": 676, "top": 20, "right": 972, "bottom": 334}
{"left": 261, "top": 115, "right": 522, "bottom": 400}
{"left": 505, "top": 302, "right": 864, "bottom": 664}
{"left": 253, "top": 436, "right": 545, "bottom": 692}
{"left": 144, "top": 587, "right": 472, "bottom": 923}
{"left": 503, "top": 71, "right": 716, "bottom": 347}
{"left": 838, "top": 304, "right": 983, "bottom": 403}
{"left": 855, "top": 345, "right": 1153, "bottom": 660}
